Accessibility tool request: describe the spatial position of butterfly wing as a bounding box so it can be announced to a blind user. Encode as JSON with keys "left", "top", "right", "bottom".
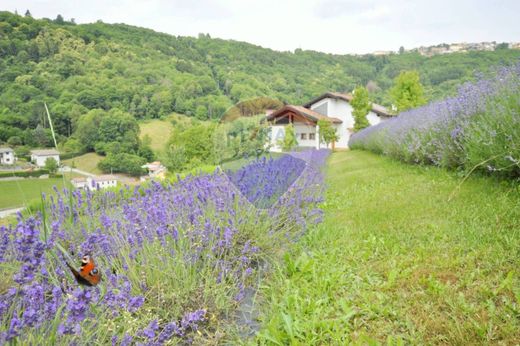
{"left": 80, "top": 256, "right": 102, "bottom": 286}
{"left": 66, "top": 261, "right": 94, "bottom": 286}
{"left": 66, "top": 255, "right": 102, "bottom": 286}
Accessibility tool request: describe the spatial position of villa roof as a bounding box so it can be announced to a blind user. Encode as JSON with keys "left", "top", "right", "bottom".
{"left": 303, "top": 92, "right": 393, "bottom": 117}
{"left": 93, "top": 175, "right": 117, "bottom": 182}
{"left": 30, "top": 149, "right": 60, "bottom": 156}
{"left": 266, "top": 105, "right": 343, "bottom": 124}
{"left": 71, "top": 177, "right": 87, "bottom": 183}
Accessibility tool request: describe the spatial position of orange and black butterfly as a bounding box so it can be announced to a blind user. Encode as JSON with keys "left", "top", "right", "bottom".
{"left": 66, "top": 255, "right": 102, "bottom": 286}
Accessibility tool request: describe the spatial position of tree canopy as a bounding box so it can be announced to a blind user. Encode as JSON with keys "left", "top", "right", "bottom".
{"left": 0, "top": 10, "right": 518, "bottom": 152}
{"left": 317, "top": 119, "right": 339, "bottom": 149}
{"left": 389, "top": 70, "right": 428, "bottom": 112}
{"left": 351, "top": 86, "right": 371, "bottom": 132}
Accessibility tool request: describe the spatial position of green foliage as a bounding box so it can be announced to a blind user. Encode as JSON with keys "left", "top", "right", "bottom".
{"left": 0, "top": 9, "right": 518, "bottom": 150}
{"left": 44, "top": 157, "right": 58, "bottom": 174}
{"left": 97, "top": 152, "right": 146, "bottom": 176}
{"left": 351, "top": 86, "right": 371, "bottom": 132}
{"left": 463, "top": 88, "right": 520, "bottom": 177}
{"left": 389, "top": 70, "right": 427, "bottom": 112}
{"left": 317, "top": 120, "right": 339, "bottom": 148}
{"left": 213, "top": 115, "right": 270, "bottom": 163}
{"left": 279, "top": 124, "right": 297, "bottom": 151}
{"left": 163, "top": 144, "right": 187, "bottom": 171}
{"left": 0, "top": 168, "right": 49, "bottom": 178}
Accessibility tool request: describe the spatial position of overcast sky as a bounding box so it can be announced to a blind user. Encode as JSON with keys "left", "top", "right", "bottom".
{"left": 3, "top": 0, "right": 519, "bottom": 54}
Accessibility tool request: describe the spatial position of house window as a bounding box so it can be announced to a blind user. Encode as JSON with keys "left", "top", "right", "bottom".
{"left": 309, "top": 133, "right": 316, "bottom": 140}
{"left": 300, "top": 133, "right": 307, "bottom": 140}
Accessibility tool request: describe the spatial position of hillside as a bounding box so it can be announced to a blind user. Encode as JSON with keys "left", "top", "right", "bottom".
{"left": 0, "top": 10, "right": 519, "bottom": 146}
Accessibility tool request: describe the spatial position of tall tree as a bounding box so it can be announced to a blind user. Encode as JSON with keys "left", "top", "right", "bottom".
{"left": 44, "top": 157, "right": 58, "bottom": 174}
{"left": 280, "top": 124, "right": 297, "bottom": 151}
{"left": 351, "top": 86, "right": 371, "bottom": 132}
{"left": 317, "top": 119, "right": 339, "bottom": 150}
{"left": 389, "top": 70, "right": 427, "bottom": 112}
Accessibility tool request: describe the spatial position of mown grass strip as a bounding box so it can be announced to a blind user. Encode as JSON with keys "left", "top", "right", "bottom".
{"left": 256, "top": 150, "right": 520, "bottom": 345}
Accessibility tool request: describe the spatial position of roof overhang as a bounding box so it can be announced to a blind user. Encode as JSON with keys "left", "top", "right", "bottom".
{"left": 266, "top": 105, "right": 342, "bottom": 124}
{"left": 303, "top": 92, "right": 394, "bottom": 117}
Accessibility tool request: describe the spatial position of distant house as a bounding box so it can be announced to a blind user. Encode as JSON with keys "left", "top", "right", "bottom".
{"left": 71, "top": 175, "right": 117, "bottom": 191}
{"left": 141, "top": 161, "right": 167, "bottom": 180}
{"left": 71, "top": 177, "right": 88, "bottom": 189}
{"left": 267, "top": 92, "right": 392, "bottom": 151}
{"left": 30, "top": 149, "right": 60, "bottom": 167}
{"left": 0, "top": 147, "right": 16, "bottom": 165}
{"left": 88, "top": 175, "right": 117, "bottom": 191}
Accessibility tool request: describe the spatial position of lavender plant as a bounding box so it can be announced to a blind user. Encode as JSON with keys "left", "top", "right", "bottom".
{"left": 349, "top": 63, "right": 520, "bottom": 177}
{"left": 0, "top": 149, "right": 329, "bottom": 344}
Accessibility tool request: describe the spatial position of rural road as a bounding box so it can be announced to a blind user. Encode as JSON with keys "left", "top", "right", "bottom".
{"left": 59, "top": 166, "right": 95, "bottom": 177}
{"left": 0, "top": 207, "right": 24, "bottom": 219}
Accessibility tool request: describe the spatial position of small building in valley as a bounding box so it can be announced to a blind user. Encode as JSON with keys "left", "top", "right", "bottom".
{"left": 267, "top": 92, "right": 392, "bottom": 151}
{"left": 30, "top": 149, "right": 60, "bottom": 167}
{"left": 88, "top": 175, "right": 117, "bottom": 191}
{"left": 0, "top": 147, "right": 16, "bottom": 165}
{"left": 71, "top": 177, "right": 88, "bottom": 189}
{"left": 71, "top": 175, "right": 118, "bottom": 191}
{"left": 141, "top": 161, "right": 167, "bottom": 180}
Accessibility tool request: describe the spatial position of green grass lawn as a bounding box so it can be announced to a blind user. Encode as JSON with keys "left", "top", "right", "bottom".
{"left": 0, "top": 178, "right": 71, "bottom": 209}
{"left": 256, "top": 150, "right": 520, "bottom": 344}
{"left": 139, "top": 118, "right": 174, "bottom": 152}
{"left": 62, "top": 152, "right": 104, "bottom": 175}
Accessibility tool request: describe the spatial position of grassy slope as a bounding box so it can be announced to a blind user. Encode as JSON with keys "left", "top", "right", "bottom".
{"left": 256, "top": 150, "right": 520, "bottom": 344}
{"left": 139, "top": 119, "right": 174, "bottom": 152}
{"left": 0, "top": 178, "right": 71, "bottom": 209}
{"left": 62, "top": 152, "right": 104, "bottom": 175}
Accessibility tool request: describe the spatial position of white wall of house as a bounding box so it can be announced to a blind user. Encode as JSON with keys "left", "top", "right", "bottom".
{"left": 0, "top": 150, "right": 15, "bottom": 165}
{"left": 32, "top": 154, "right": 60, "bottom": 167}
{"left": 89, "top": 178, "right": 117, "bottom": 191}
{"left": 310, "top": 98, "right": 351, "bottom": 148}
{"left": 269, "top": 123, "right": 320, "bottom": 152}
{"left": 269, "top": 125, "right": 286, "bottom": 152}
{"left": 294, "top": 123, "right": 317, "bottom": 148}
{"left": 310, "top": 98, "right": 387, "bottom": 149}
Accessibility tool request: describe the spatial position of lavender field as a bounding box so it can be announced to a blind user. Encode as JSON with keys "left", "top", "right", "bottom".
{"left": 0, "top": 150, "right": 329, "bottom": 344}
{"left": 349, "top": 63, "right": 520, "bottom": 177}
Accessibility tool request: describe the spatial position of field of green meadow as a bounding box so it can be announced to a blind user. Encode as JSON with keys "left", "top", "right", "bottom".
{"left": 256, "top": 150, "right": 520, "bottom": 344}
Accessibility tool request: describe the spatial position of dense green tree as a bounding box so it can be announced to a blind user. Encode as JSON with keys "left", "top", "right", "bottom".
{"left": 351, "top": 86, "right": 371, "bottom": 132}
{"left": 98, "top": 152, "right": 146, "bottom": 176}
{"left": 280, "top": 124, "right": 297, "bottom": 151}
{"left": 44, "top": 157, "right": 58, "bottom": 174}
{"left": 317, "top": 120, "right": 339, "bottom": 149}
{"left": 389, "top": 70, "right": 427, "bottom": 112}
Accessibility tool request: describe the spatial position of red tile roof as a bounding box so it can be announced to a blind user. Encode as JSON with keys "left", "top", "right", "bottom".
{"left": 266, "top": 105, "right": 342, "bottom": 124}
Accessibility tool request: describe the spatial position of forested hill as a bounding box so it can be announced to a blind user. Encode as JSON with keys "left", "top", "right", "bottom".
{"left": 1, "top": 10, "right": 519, "bottom": 144}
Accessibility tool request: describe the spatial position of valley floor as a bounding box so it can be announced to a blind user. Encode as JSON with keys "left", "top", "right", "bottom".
{"left": 255, "top": 150, "right": 520, "bottom": 344}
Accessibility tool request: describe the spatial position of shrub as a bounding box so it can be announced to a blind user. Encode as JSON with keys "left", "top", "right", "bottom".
{"left": 349, "top": 63, "right": 520, "bottom": 178}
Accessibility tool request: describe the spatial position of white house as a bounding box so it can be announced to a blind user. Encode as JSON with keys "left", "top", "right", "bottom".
{"left": 141, "top": 161, "right": 167, "bottom": 180}
{"left": 0, "top": 147, "right": 16, "bottom": 165}
{"left": 30, "top": 149, "right": 60, "bottom": 167}
{"left": 71, "top": 175, "right": 117, "bottom": 191}
{"left": 267, "top": 92, "right": 392, "bottom": 151}
{"left": 88, "top": 175, "right": 117, "bottom": 191}
{"left": 71, "top": 177, "right": 88, "bottom": 189}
